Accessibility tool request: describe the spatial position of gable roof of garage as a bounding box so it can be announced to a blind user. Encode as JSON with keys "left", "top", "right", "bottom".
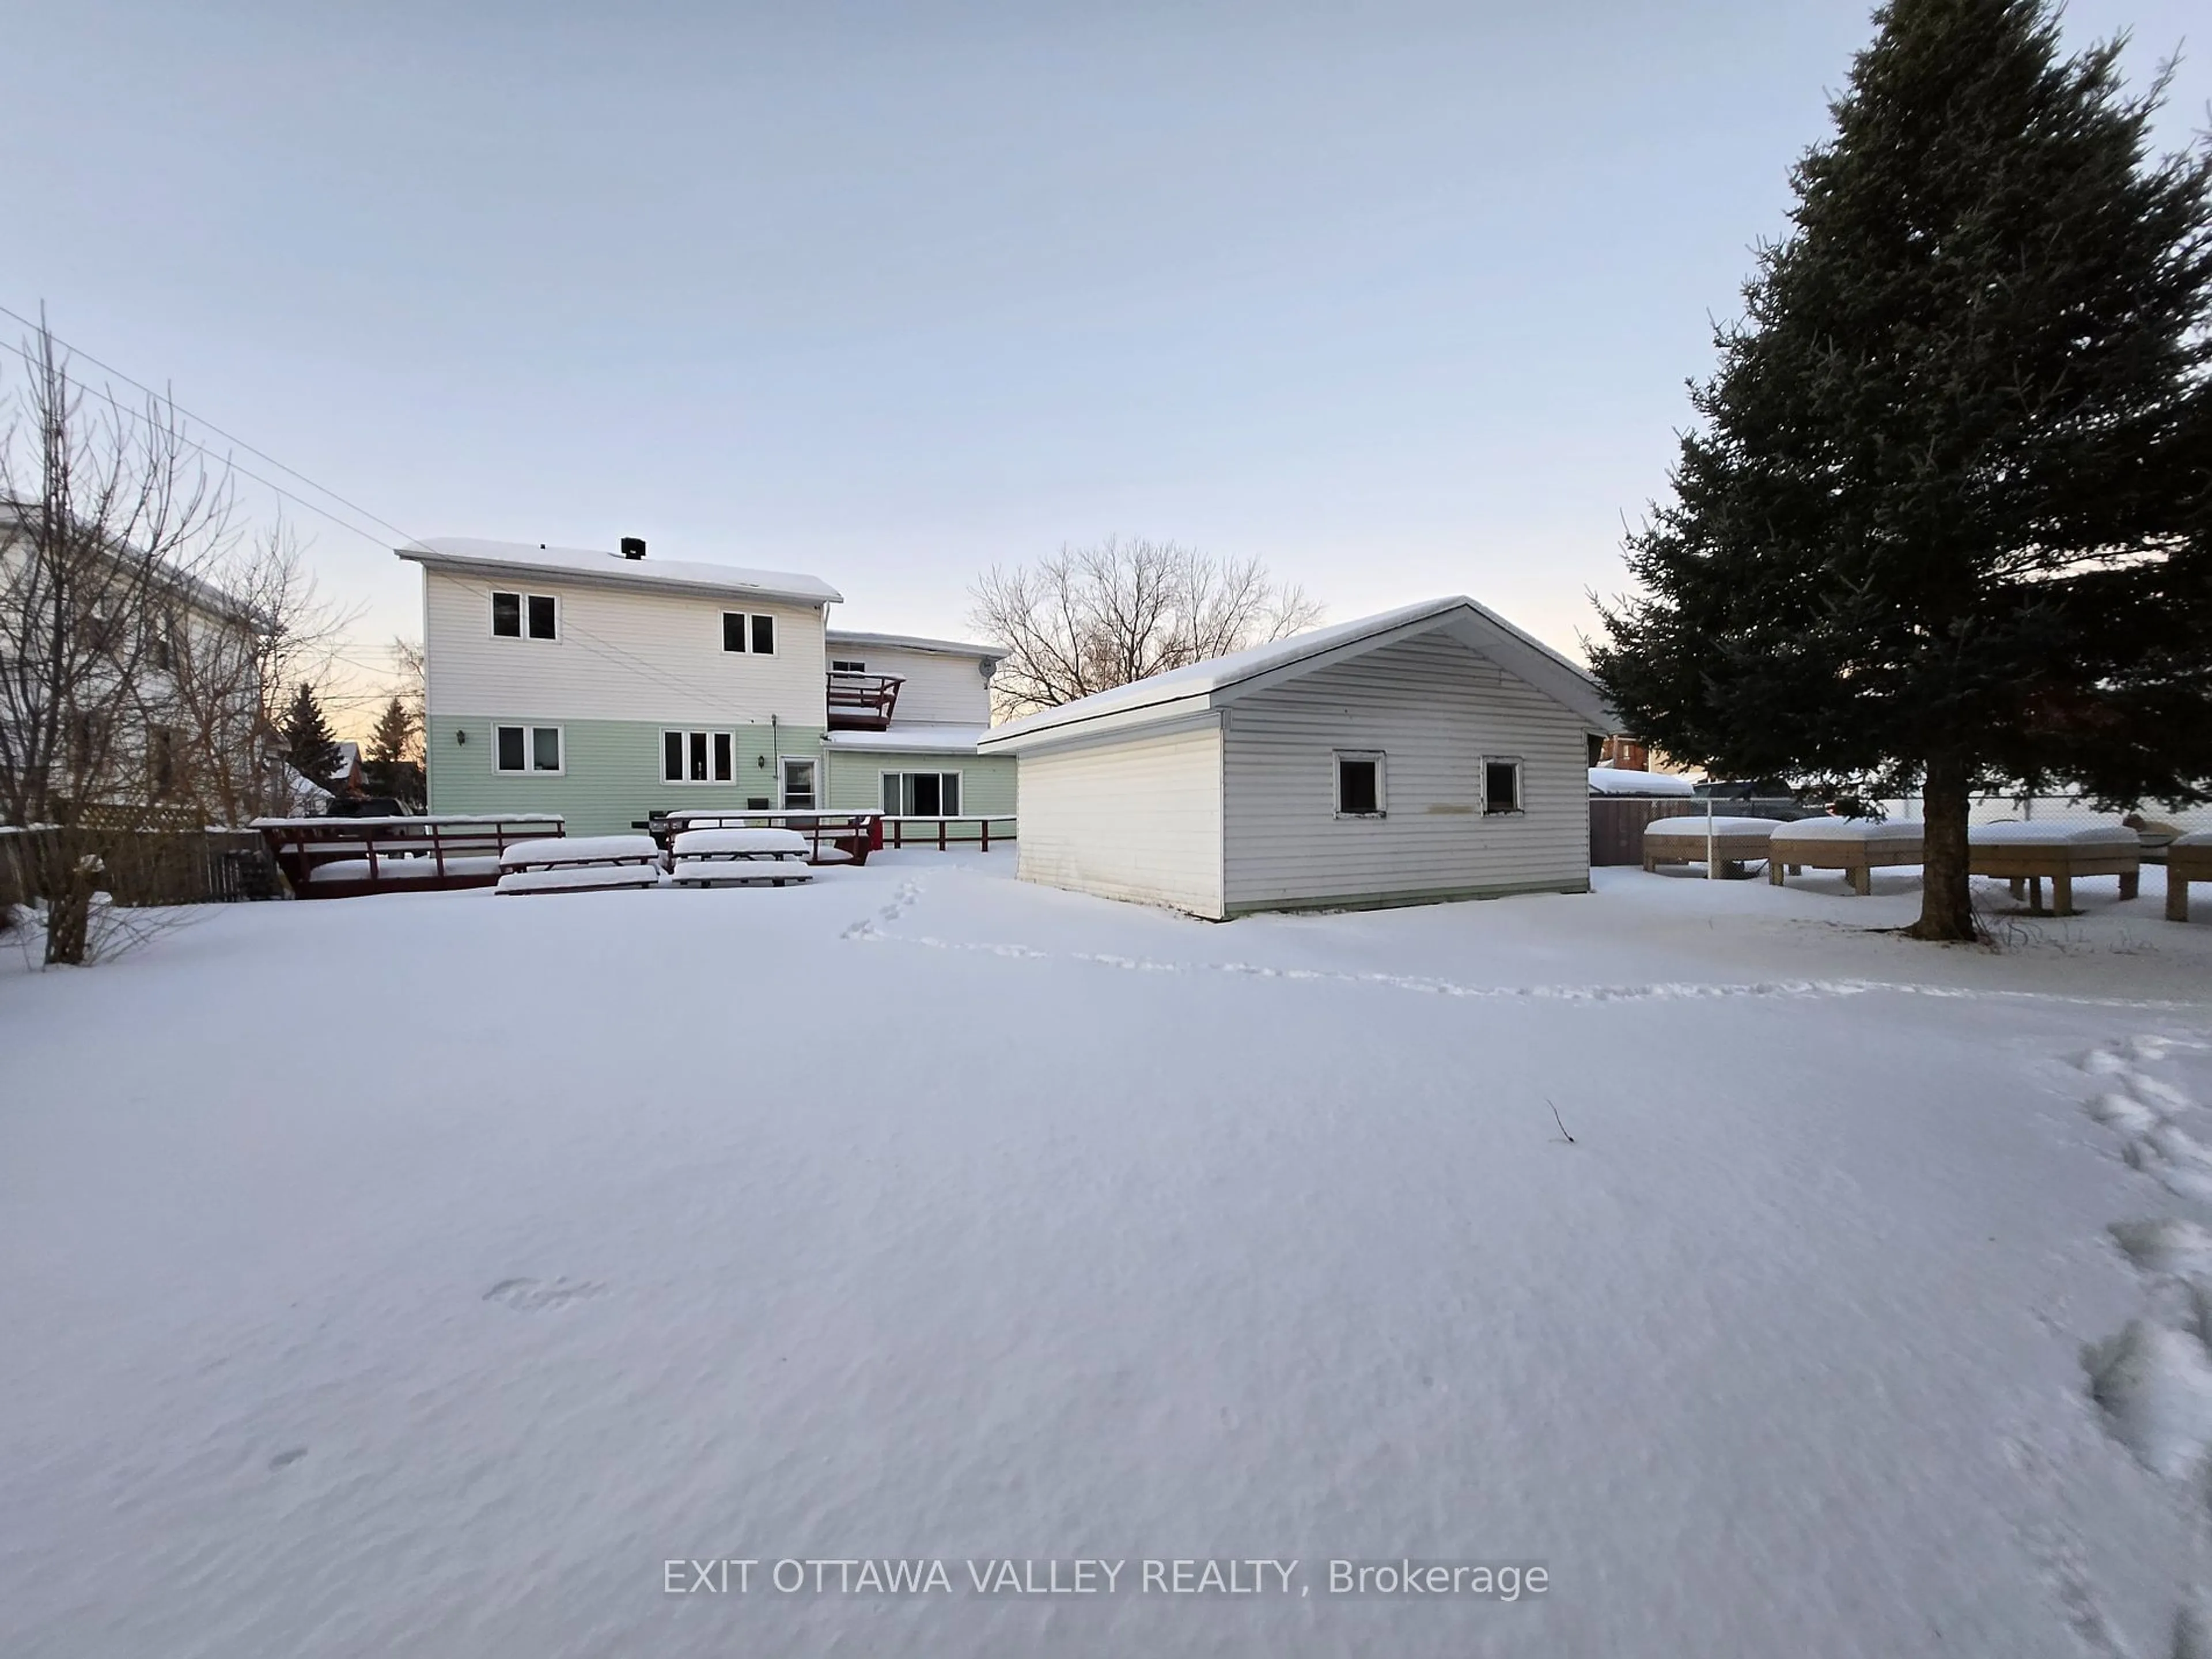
{"left": 976, "top": 596, "right": 1617, "bottom": 755}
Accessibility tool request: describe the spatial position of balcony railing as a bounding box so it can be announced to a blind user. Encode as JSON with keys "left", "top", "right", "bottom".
{"left": 826, "top": 671, "right": 903, "bottom": 731}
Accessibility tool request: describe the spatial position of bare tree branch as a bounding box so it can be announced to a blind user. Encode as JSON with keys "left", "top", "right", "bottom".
{"left": 969, "top": 536, "right": 1323, "bottom": 718}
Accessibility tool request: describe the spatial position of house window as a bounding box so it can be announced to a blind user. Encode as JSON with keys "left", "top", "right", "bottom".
{"left": 147, "top": 617, "right": 175, "bottom": 671}
{"left": 831, "top": 658, "right": 866, "bottom": 673}
{"left": 781, "top": 756, "right": 816, "bottom": 809}
{"left": 721, "top": 612, "right": 775, "bottom": 654}
{"left": 495, "top": 724, "right": 563, "bottom": 774}
{"left": 1335, "top": 751, "right": 1385, "bottom": 818}
{"left": 149, "top": 727, "right": 175, "bottom": 796}
{"left": 492, "top": 592, "right": 557, "bottom": 639}
{"left": 881, "top": 771, "right": 961, "bottom": 816}
{"left": 1484, "top": 757, "right": 1524, "bottom": 815}
{"left": 662, "top": 729, "right": 736, "bottom": 783}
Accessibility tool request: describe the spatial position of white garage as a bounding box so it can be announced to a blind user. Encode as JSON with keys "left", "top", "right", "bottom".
{"left": 976, "top": 597, "right": 1617, "bottom": 919}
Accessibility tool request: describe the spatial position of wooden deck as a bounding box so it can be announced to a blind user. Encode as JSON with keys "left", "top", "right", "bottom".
{"left": 254, "top": 815, "right": 565, "bottom": 899}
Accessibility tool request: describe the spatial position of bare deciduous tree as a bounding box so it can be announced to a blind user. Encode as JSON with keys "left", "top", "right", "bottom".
{"left": 161, "top": 521, "right": 357, "bottom": 824}
{"left": 0, "top": 319, "right": 238, "bottom": 827}
{"left": 969, "top": 537, "right": 1323, "bottom": 718}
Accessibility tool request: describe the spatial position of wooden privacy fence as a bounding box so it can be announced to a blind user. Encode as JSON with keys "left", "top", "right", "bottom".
{"left": 1589, "top": 797, "right": 1702, "bottom": 866}
{"left": 0, "top": 825, "right": 279, "bottom": 910}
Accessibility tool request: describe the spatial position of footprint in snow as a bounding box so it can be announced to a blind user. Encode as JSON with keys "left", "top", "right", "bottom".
{"left": 484, "top": 1277, "right": 604, "bottom": 1312}
{"left": 2071, "top": 1040, "right": 2212, "bottom": 1654}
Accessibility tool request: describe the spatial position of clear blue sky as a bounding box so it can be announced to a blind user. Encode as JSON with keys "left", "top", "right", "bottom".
{"left": 3, "top": 0, "right": 2205, "bottom": 716}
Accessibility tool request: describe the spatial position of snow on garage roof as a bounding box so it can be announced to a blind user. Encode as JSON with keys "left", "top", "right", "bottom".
{"left": 396, "top": 538, "right": 842, "bottom": 607}
{"left": 977, "top": 597, "right": 1616, "bottom": 753}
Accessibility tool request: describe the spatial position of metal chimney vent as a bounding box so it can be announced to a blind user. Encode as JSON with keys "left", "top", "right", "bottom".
{"left": 619, "top": 536, "right": 646, "bottom": 560}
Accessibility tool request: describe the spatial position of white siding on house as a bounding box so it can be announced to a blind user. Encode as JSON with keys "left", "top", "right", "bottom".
{"left": 1222, "top": 632, "right": 1589, "bottom": 911}
{"left": 423, "top": 570, "right": 827, "bottom": 726}
{"left": 1016, "top": 721, "right": 1225, "bottom": 918}
{"left": 828, "top": 641, "right": 992, "bottom": 728}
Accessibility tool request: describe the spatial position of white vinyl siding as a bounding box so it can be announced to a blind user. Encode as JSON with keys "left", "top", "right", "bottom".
{"left": 1014, "top": 722, "right": 1225, "bottom": 918}
{"left": 425, "top": 570, "right": 827, "bottom": 727}
{"left": 1222, "top": 632, "right": 1588, "bottom": 911}
{"left": 826, "top": 641, "right": 993, "bottom": 727}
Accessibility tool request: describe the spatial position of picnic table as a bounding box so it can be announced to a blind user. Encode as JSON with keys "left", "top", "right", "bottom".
{"left": 495, "top": 835, "right": 665, "bottom": 896}
{"left": 647, "top": 809, "right": 881, "bottom": 866}
{"left": 668, "top": 827, "right": 815, "bottom": 887}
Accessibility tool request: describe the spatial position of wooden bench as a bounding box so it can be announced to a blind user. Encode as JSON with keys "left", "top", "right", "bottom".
{"left": 495, "top": 835, "right": 665, "bottom": 896}
{"left": 2168, "top": 831, "right": 2212, "bottom": 923}
{"left": 254, "top": 815, "right": 565, "bottom": 899}
{"left": 668, "top": 827, "right": 815, "bottom": 888}
{"left": 1969, "top": 821, "right": 2140, "bottom": 916}
{"left": 1642, "top": 815, "right": 1779, "bottom": 878}
{"left": 1768, "top": 819, "right": 1924, "bottom": 896}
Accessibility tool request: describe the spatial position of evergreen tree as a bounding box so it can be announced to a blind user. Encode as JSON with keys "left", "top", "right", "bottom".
{"left": 366, "top": 695, "right": 415, "bottom": 768}
{"left": 363, "top": 695, "right": 425, "bottom": 811}
{"left": 282, "top": 683, "right": 342, "bottom": 786}
{"left": 1591, "top": 0, "right": 2212, "bottom": 940}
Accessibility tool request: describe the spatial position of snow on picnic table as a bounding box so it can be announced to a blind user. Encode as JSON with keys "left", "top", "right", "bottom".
{"left": 5, "top": 855, "right": 2212, "bottom": 1657}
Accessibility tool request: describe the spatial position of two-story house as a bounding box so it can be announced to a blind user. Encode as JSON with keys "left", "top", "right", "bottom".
{"left": 397, "top": 536, "right": 1012, "bottom": 836}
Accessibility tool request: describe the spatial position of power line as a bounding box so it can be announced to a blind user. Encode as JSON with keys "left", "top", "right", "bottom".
{"left": 0, "top": 335, "right": 403, "bottom": 558}
{"left": 0, "top": 304, "right": 419, "bottom": 551}
{"left": 1, "top": 308, "right": 759, "bottom": 715}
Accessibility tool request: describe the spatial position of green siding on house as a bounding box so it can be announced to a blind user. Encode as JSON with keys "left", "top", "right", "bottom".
{"left": 822, "top": 749, "right": 1017, "bottom": 817}
{"left": 426, "top": 716, "right": 828, "bottom": 836}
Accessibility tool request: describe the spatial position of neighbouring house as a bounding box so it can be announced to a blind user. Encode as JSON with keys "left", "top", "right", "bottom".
{"left": 396, "top": 537, "right": 1014, "bottom": 835}
{"left": 0, "top": 499, "right": 271, "bottom": 827}
{"left": 975, "top": 597, "right": 1616, "bottom": 919}
{"left": 325, "top": 740, "right": 364, "bottom": 797}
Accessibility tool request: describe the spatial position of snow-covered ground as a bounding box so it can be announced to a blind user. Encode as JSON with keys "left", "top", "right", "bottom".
{"left": 5, "top": 853, "right": 2212, "bottom": 1658}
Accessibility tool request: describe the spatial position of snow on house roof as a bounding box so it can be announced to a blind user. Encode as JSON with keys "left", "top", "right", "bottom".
{"left": 395, "top": 538, "right": 842, "bottom": 607}
{"left": 825, "top": 628, "right": 1003, "bottom": 660}
{"left": 821, "top": 725, "right": 988, "bottom": 753}
{"left": 976, "top": 597, "right": 1615, "bottom": 753}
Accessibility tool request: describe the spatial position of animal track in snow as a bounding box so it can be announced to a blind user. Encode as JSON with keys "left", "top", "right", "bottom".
{"left": 848, "top": 923, "right": 2207, "bottom": 1012}
{"left": 842, "top": 878, "right": 925, "bottom": 941}
{"left": 2071, "top": 1037, "right": 2212, "bottom": 1656}
{"left": 483, "top": 1277, "right": 604, "bottom": 1312}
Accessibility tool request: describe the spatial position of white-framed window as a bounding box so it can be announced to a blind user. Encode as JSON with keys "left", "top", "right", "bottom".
{"left": 781, "top": 756, "right": 816, "bottom": 809}
{"left": 662, "top": 729, "right": 737, "bottom": 784}
{"left": 1483, "top": 756, "right": 1524, "bottom": 816}
{"left": 831, "top": 657, "right": 866, "bottom": 672}
{"left": 881, "top": 770, "right": 961, "bottom": 816}
{"left": 722, "top": 612, "right": 777, "bottom": 654}
{"left": 1334, "top": 749, "right": 1385, "bottom": 818}
{"left": 492, "top": 591, "right": 558, "bottom": 641}
{"left": 495, "top": 724, "right": 565, "bottom": 774}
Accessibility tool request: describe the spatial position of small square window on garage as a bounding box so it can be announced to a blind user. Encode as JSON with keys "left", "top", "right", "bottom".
{"left": 1484, "top": 757, "right": 1524, "bottom": 815}
{"left": 1335, "top": 751, "right": 1385, "bottom": 817}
